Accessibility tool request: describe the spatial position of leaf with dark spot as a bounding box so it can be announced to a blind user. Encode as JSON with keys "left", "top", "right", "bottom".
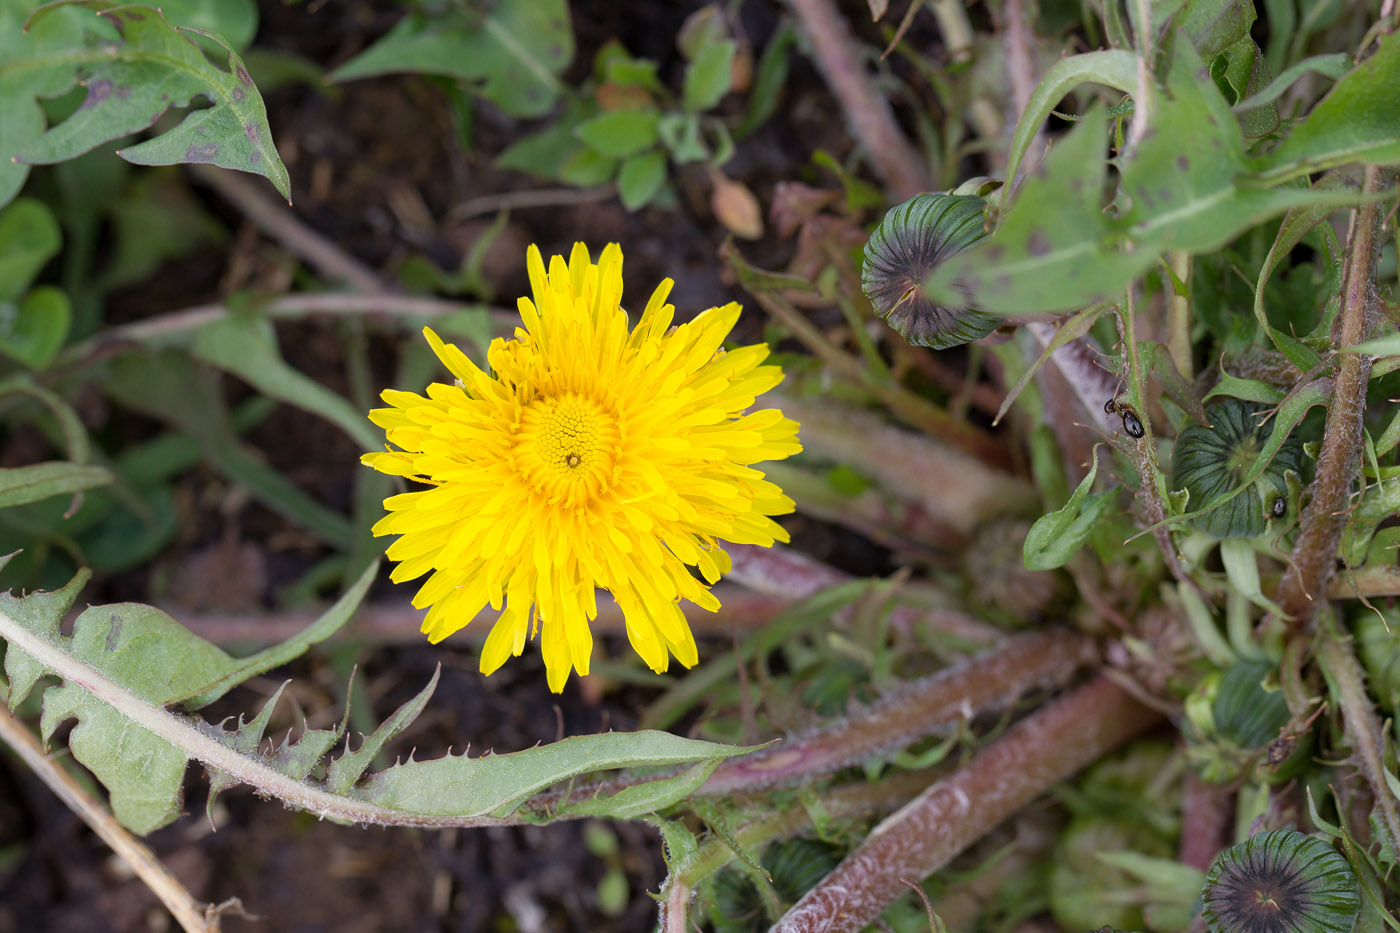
{"left": 2, "top": 1, "right": 289, "bottom": 206}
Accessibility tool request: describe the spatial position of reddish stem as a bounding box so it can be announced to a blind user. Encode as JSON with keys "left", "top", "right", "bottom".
{"left": 770, "top": 677, "right": 1161, "bottom": 933}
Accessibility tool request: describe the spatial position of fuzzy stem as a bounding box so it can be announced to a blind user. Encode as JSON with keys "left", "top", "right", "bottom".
{"left": 0, "top": 704, "right": 226, "bottom": 932}
{"left": 788, "top": 0, "right": 931, "bottom": 199}
{"left": 1316, "top": 625, "right": 1400, "bottom": 854}
{"left": 699, "top": 629, "right": 1097, "bottom": 795}
{"left": 0, "top": 608, "right": 522, "bottom": 829}
{"left": 1272, "top": 166, "right": 1385, "bottom": 627}
{"left": 770, "top": 676, "right": 1161, "bottom": 933}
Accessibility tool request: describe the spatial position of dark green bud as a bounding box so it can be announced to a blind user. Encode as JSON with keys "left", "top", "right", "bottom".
{"left": 861, "top": 193, "right": 999, "bottom": 350}
{"left": 1172, "top": 400, "right": 1304, "bottom": 538}
{"left": 1201, "top": 830, "right": 1359, "bottom": 933}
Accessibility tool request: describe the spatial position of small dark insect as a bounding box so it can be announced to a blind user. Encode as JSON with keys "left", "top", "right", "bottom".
{"left": 1272, "top": 496, "right": 1287, "bottom": 518}
{"left": 566, "top": 453, "right": 581, "bottom": 468}
{"left": 1119, "top": 405, "right": 1144, "bottom": 439}
{"left": 1104, "top": 396, "right": 1144, "bottom": 438}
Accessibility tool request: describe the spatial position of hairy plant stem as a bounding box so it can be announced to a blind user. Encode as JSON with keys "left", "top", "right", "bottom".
{"left": 0, "top": 704, "right": 234, "bottom": 933}
{"left": 698, "top": 629, "right": 1097, "bottom": 795}
{"left": 788, "top": 0, "right": 931, "bottom": 199}
{"left": 769, "top": 676, "right": 1161, "bottom": 933}
{"left": 661, "top": 769, "right": 939, "bottom": 930}
{"left": 0, "top": 608, "right": 520, "bottom": 829}
{"left": 1316, "top": 624, "right": 1400, "bottom": 852}
{"left": 1272, "top": 166, "right": 1385, "bottom": 629}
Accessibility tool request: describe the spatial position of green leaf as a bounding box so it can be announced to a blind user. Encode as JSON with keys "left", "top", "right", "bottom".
{"left": 617, "top": 149, "right": 667, "bottom": 210}
{"left": 930, "top": 43, "right": 1363, "bottom": 315}
{"left": 1264, "top": 33, "right": 1400, "bottom": 181}
{"left": 350, "top": 731, "right": 757, "bottom": 820}
{"left": 1003, "top": 49, "right": 1137, "bottom": 194}
{"left": 325, "top": 667, "right": 437, "bottom": 795}
{"left": 682, "top": 38, "right": 735, "bottom": 112}
{"left": 191, "top": 313, "right": 380, "bottom": 451}
{"left": 0, "top": 198, "right": 61, "bottom": 301}
{"left": 150, "top": 0, "right": 257, "bottom": 51}
{"left": 1182, "top": 0, "right": 1255, "bottom": 59}
{"left": 103, "top": 349, "right": 354, "bottom": 546}
{"left": 14, "top": 2, "right": 290, "bottom": 202}
{"left": 1, "top": 563, "right": 372, "bottom": 832}
{"left": 1232, "top": 52, "right": 1350, "bottom": 113}
{"left": 1348, "top": 332, "right": 1400, "bottom": 356}
{"left": 0, "top": 461, "right": 112, "bottom": 509}
{"left": 1024, "top": 448, "right": 1115, "bottom": 570}
{"left": 575, "top": 109, "right": 660, "bottom": 159}
{"left": 0, "top": 286, "right": 72, "bottom": 369}
{"left": 328, "top": 2, "right": 573, "bottom": 119}
{"left": 736, "top": 23, "right": 795, "bottom": 138}
{"left": 547, "top": 759, "right": 729, "bottom": 821}
{"left": 558, "top": 147, "right": 617, "bottom": 187}
{"left": 495, "top": 107, "right": 586, "bottom": 179}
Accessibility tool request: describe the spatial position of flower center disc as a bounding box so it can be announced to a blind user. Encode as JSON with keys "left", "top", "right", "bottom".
{"left": 515, "top": 392, "right": 618, "bottom": 506}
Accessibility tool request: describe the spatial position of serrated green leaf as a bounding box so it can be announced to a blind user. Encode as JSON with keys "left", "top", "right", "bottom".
{"left": 1264, "top": 32, "right": 1400, "bottom": 181}
{"left": 325, "top": 666, "right": 437, "bottom": 795}
{"left": 349, "top": 731, "right": 757, "bottom": 820}
{"left": 0, "top": 286, "right": 72, "bottom": 369}
{"left": 0, "top": 461, "right": 112, "bottom": 509}
{"left": 0, "top": 198, "right": 61, "bottom": 302}
{"left": 617, "top": 149, "right": 666, "bottom": 210}
{"left": 683, "top": 38, "right": 735, "bottom": 112}
{"left": 1, "top": 568, "right": 89, "bottom": 709}
{"left": 1233, "top": 52, "right": 1350, "bottom": 113}
{"left": 1024, "top": 446, "right": 1114, "bottom": 570}
{"left": 328, "top": 1, "right": 572, "bottom": 119}
{"left": 14, "top": 2, "right": 289, "bottom": 202}
{"left": 3, "top": 563, "right": 373, "bottom": 832}
{"left": 191, "top": 313, "right": 379, "bottom": 451}
{"left": 575, "top": 109, "right": 660, "bottom": 159}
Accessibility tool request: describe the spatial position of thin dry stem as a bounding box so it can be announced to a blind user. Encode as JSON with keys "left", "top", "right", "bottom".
{"left": 193, "top": 166, "right": 385, "bottom": 292}
{"left": 771, "top": 676, "right": 1161, "bottom": 932}
{"left": 1273, "top": 166, "right": 1386, "bottom": 627}
{"left": 0, "top": 705, "right": 225, "bottom": 933}
{"left": 788, "top": 0, "right": 931, "bottom": 199}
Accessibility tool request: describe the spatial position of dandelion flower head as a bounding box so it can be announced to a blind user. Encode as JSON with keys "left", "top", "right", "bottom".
{"left": 363, "top": 243, "right": 802, "bottom": 691}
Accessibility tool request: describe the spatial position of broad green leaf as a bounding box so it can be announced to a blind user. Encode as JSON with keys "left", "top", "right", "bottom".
{"left": 14, "top": 2, "right": 289, "bottom": 202}
{"left": 1264, "top": 32, "right": 1400, "bottom": 181}
{"left": 930, "top": 42, "right": 1361, "bottom": 315}
{"left": 1, "top": 566, "right": 88, "bottom": 708}
{"left": 575, "top": 109, "right": 661, "bottom": 159}
{"left": 1024, "top": 447, "right": 1115, "bottom": 570}
{"left": 0, "top": 198, "right": 61, "bottom": 301}
{"left": 617, "top": 149, "right": 667, "bottom": 210}
{"left": 682, "top": 38, "right": 735, "bottom": 112}
{"left": 328, "top": 1, "right": 573, "bottom": 119}
{"left": 0, "top": 286, "right": 72, "bottom": 369}
{"left": 1349, "top": 332, "right": 1400, "bottom": 356}
{"left": 3, "top": 564, "right": 373, "bottom": 832}
{"left": 558, "top": 148, "right": 617, "bottom": 187}
{"left": 0, "top": 461, "right": 111, "bottom": 509}
{"left": 191, "top": 314, "right": 380, "bottom": 451}
{"left": 1182, "top": 0, "right": 1255, "bottom": 59}
{"left": 350, "top": 731, "right": 757, "bottom": 819}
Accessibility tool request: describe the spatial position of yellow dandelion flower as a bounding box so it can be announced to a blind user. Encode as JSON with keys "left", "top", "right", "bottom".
{"left": 362, "top": 243, "right": 802, "bottom": 692}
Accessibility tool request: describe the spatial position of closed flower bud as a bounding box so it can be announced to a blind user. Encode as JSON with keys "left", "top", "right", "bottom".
{"left": 861, "top": 193, "right": 999, "bottom": 350}
{"left": 1171, "top": 400, "right": 1304, "bottom": 539}
{"left": 1201, "top": 830, "right": 1359, "bottom": 933}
